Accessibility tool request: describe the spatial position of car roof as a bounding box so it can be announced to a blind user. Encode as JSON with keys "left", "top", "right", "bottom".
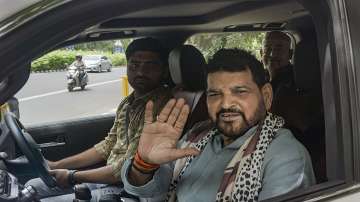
{"left": 61, "top": 0, "right": 307, "bottom": 47}
{"left": 0, "top": 0, "right": 312, "bottom": 104}
{"left": 0, "top": 0, "right": 307, "bottom": 45}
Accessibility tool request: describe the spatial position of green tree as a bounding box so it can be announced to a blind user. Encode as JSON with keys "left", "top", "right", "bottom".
{"left": 185, "top": 32, "right": 265, "bottom": 60}
{"left": 71, "top": 39, "right": 132, "bottom": 53}
{"left": 120, "top": 38, "right": 133, "bottom": 51}
{"left": 74, "top": 40, "right": 116, "bottom": 52}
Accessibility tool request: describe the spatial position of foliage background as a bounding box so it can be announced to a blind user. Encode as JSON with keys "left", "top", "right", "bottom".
{"left": 31, "top": 51, "right": 126, "bottom": 72}
{"left": 186, "top": 32, "right": 265, "bottom": 60}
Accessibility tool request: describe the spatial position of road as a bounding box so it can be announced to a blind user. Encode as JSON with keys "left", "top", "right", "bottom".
{"left": 15, "top": 67, "right": 128, "bottom": 125}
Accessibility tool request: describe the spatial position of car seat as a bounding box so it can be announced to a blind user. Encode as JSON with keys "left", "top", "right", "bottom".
{"left": 168, "top": 45, "right": 209, "bottom": 134}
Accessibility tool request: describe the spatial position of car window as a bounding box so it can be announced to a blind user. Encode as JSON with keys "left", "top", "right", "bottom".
{"left": 15, "top": 40, "right": 129, "bottom": 125}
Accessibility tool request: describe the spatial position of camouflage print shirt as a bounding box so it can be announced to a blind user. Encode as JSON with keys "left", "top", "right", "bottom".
{"left": 94, "top": 86, "right": 172, "bottom": 179}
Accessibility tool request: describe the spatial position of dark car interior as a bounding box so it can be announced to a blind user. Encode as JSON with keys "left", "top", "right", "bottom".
{"left": 0, "top": 0, "right": 351, "bottom": 201}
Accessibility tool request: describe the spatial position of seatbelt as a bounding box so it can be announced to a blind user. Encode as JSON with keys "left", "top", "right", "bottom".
{"left": 191, "top": 91, "right": 203, "bottom": 112}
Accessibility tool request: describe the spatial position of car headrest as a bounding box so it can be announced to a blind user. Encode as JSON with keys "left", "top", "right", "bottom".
{"left": 168, "top": 45, "right": 206, "bottom": 91}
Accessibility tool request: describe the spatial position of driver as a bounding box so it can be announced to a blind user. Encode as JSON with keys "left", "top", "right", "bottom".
{"left": 25, "top": 37, "right": 173, "bottom": 201}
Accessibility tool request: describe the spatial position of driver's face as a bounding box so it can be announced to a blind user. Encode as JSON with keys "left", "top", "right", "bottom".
{"left": 127, "top": 51, "right": 164, "bottom": 95}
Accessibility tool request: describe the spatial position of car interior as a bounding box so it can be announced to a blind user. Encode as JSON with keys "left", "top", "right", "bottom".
{"left": 0, "top": 0, "right": 348, "bottom": 201}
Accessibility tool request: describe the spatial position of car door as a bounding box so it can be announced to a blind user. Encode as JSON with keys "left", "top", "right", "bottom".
{"left": 102, "top": 56, "right": 110, "bottom": 71}
{"left": 105, "top": 56, "right": 111, "bottom": 70}
{"left": 100, "top": 56, "right": 107, "bottom": 71}
{"left": 26, "top": 114, "right": 114, "bottom": 161}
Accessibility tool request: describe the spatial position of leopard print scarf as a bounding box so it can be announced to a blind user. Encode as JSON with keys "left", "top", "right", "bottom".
{"left": 166, "top": 112, "right": 284, "bottom": 202}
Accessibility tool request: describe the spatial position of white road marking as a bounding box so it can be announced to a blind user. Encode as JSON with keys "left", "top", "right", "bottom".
{"left": 19, "top": 79, "right": 120, "bottom": 102}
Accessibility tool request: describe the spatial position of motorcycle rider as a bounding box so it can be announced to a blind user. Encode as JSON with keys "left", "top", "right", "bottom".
{"left": 71, "top": 55, "right": 86, "bottom": 85}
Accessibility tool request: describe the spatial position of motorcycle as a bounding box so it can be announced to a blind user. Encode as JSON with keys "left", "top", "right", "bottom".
{"left": 66, "top": 65, "right": 89, "bottom": 92}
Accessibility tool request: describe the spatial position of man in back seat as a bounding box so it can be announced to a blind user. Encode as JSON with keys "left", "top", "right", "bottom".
{"left": 261, "top": 31, "right": 296, "bottom": 97}
{"left": 261, "top": 31, "right": 305, "bottom": 132}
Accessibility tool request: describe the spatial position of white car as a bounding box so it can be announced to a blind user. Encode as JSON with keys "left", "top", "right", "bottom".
{"left": 83, "top": 55, "right": 112, "bottom": 72}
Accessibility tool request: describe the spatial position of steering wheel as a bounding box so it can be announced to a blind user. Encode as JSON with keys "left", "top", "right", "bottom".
{"left": 4, "top": 112, "right": 57, "bottom": 188}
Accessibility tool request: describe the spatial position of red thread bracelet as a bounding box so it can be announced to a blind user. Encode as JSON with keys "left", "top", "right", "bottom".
{"left": 133, "top": 150, "right": 159, "bottom": 172}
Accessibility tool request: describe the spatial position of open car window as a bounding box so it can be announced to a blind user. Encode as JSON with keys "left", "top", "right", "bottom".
{"left": 15, "top": 40, "right": 128, "bottom": 125}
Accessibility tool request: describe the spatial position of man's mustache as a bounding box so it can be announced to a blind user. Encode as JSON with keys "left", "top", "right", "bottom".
{"left": 216, "top": 108, "right": 250, "bottom": 127}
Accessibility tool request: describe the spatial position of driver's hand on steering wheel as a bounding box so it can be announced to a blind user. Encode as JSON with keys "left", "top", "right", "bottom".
{"left": 49, "top": 169, "right": 72, "bottom": 188}
{"left": 47, "top": 160, "right": 59, "bottom": 170}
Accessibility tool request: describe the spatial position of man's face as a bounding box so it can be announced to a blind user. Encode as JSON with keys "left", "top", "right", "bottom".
{"left": 127, "top": 51, "right": 164, "bottom": 95}
{"left": 207, "top": 69, "right": 271, "bottom": 140}
{"left": 261, "top": 33, "right": 291, "bottom": 74}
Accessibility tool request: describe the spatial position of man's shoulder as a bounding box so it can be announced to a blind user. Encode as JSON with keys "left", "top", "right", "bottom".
{"left": 266, "top": 128, "right": 310, "bottom": 161}
{"left": 114, "top": 96, "right": 132, "bottom": 115}
{"left": 271, "top": 128, "right": 304, "bottom": 149}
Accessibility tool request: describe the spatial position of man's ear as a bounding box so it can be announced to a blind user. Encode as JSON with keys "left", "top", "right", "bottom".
{"left": 261, "top": 83, "right": 273, "bottom": 111}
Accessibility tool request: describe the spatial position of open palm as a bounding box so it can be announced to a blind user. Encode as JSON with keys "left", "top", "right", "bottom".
{"left": 137, "top": 98, "right": 200, "bottom": 165}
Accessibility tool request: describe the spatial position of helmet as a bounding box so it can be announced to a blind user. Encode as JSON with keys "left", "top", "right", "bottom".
{"left": 75, "top": 55, "right": 82, "bottom": 59}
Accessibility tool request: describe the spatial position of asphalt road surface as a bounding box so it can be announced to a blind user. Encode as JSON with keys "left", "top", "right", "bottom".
{"left": 15, "top": 67, "right": 128, "bottom": 125}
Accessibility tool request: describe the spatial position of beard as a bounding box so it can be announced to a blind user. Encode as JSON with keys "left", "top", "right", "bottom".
{"left": 213, "top": 100, "right": 267, "bottom": 140}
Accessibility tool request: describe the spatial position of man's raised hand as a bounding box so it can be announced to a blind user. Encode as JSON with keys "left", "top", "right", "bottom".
{"left": 137, "top": 98, "right": 200, "bottom": 165}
